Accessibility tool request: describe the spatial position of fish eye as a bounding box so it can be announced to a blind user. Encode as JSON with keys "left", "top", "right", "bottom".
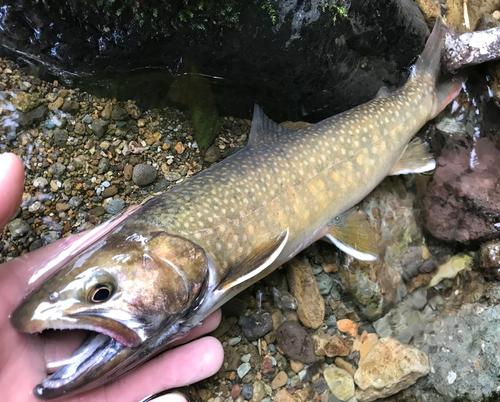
{"left": 89, "top": 284, "right": 113, "bottom": 303}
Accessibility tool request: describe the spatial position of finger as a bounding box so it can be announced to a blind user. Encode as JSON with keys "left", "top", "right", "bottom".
{"left": 151, "top": 392, "right": 187, "bottom": 402}
{"left": 169, "top": 309, "right": 221, "bottom": 347}
{"left": 0, "top": 152, "right": 24, "bottom": 229}
{"left": 65, "top": 336, "right": 224, "bottom": 402}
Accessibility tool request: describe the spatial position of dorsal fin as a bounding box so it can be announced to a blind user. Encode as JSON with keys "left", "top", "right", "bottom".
{"left": 249, "top": 104, "right": 296, "bottom": 146}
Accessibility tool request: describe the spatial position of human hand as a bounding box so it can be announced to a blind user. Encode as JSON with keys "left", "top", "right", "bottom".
{"left": 0, "top": 152, "right": 223, "bottom": 402}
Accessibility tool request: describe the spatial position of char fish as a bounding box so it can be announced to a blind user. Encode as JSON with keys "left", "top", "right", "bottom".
{"left": 11, "top": 18, "right": 463, "bottom": 399}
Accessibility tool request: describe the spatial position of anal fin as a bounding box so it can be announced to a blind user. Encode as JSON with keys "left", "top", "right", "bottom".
{"left": 375, "top": 85, "right": 391, "bottom": 99}
{"left": 324, "top": 209, "right": 378, "bottom": 261}
{"left": 389, "top": 138, "right": 436, "bottom": 175}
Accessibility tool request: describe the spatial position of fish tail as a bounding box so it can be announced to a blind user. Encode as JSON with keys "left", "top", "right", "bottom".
{"left": 414, "top": 16, "right": 465, "bottom": 117}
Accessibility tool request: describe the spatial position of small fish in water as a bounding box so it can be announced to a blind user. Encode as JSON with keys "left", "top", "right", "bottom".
{"left": 11, "top": 18, "right": 464, "bottom": 399}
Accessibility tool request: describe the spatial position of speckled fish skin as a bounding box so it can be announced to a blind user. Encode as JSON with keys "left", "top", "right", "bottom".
{"left": 11, "top": 18, "right": 462, "bottom": 399}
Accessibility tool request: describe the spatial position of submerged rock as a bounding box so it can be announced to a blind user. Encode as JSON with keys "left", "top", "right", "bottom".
{"left": 132, "top": 164, "right": 157, "bottom": 186}
{"left": 276, "top": 320, "right": 316, "bottom": 364}
{"left": 285, "top": 257, "right": 325, "bottom": 329}
{"left": 313, "top": 333, "right": 350, "bottom": 357}
{"left": 354, "top": 337, "right": 430, "bottom": 401}
{"left": 242, "top": 309, "right": 273, "bottom": 342}
{"left": 324, "top": 366, "right": 355, "bottom": 401}
{"left": 479, "top": 240, "right": 500, "bottom": 281}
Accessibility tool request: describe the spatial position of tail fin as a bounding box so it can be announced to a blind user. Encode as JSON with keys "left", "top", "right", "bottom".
{"left": 414, "top": 16, "right": 448, "bottom": 80}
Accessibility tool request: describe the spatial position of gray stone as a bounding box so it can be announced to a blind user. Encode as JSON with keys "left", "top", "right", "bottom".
{"left": 7, "top": 219, "right": 30, "bottom": 238}
{"left": 241, "top": 384, "right": 253, "bottom": 400}
{"left": 204, "top": 144, "right": 221, "bottom": 163}
{"left": 61, "top": 99, "right": 79, "bottom": 114}
{"left": 16, "top": 105, "right": 48, "bottom": 129}
{"left": 164, "top": 171, "right": 181, "bottom": 182}
{"left": 228, "top": 336, "right": 242, "bottom": 346}
{"left": 106, "top": 198, "right": 125, "bottom": 215}
{"left": 237, "top": 362, "right": 251, "bottom": 379}
{"left": 48, "top": 162, "right": 66, "bottom": 178}
{"left": 132, "top": 164, "right": 157, "bottom": 186}
{"left": 68, "top": 196, "right": 83, "bottom": 208}
{"left": 74, "top": 121, "right": 85, "bottom": 134}
{"left": 111, "top": 105, "right": 129, "bottom": 120}
{"left": 324, "top": 367, "right": 354, "bottom": 401}
{"left": 82, "top": 114, "right": 93, "bottom": 124}
{"left": 242, "top": 309, "right": 273, "bottom": 342}
{"left": 316, "top": 272, "right": 334, "bottom": 295}
{"left": 40, "top": 230, "right": 61, "bottom": 246}
{"left": 91, "top": 118, "right": 109, "bottom": 138}
{"left": 97, "top": 158, "right": 110, "bottom": 174}
{"left": 53, "top": 128, "right": 68, "bottom": 147}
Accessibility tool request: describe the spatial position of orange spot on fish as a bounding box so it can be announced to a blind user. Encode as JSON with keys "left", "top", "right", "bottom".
{"left": 332, "top": 172, "right": 340, "bottom": 181}
{"left": 356, "top": 154, "right": 364, "bottom": 164}
{"left": 309, "top": 185, "right": 316, "bottom": 194}
{"left": 329, "top": 191, "right": 334, "bottom": 198}
{"left": 248, "top": 225, "right": 254, "bottom": 234}
{"left": 318, "top": 181, "right": 325, "bottom": 188}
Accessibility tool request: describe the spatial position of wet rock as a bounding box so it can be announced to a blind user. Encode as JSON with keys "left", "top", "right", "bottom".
{"left": 123, "top": 164, "right": 133, "bottom": 180}
{"left": 28, "top": 201, "right": 44, "bottom": 213}
{"left": 132, "top": 164, "right": 157, "bottom": 186}
{"left": 423, "top": 138, "right": 500, "bottom": 243}
{"left": 237, "top": 362, "right": 251, "bottom": 379}
{"left": 286, "top": 258, "right": 325, "bottom": 329}
{"left": 40, "top": 230, "right": 61, "bottom": 245}
{"left": 324, "top": 367, "right": 355, "bottom": 401}
{"left": 106, "top": 198, "right": 125, "bottom": 215}
{"left": 164, "top": 171, "right": 181, "bottom": 182}
{"left": 273, "top": 288, "right": 298, "bottom": 311}
{"left": 61, "top": 99, "right": 79, "bottom": 114}
{"left": 315, "top": 272, "right": 333, "bottom": 295}
{"left": 17, "top": 105, "right": 48, "bottom": 128}
{"left": 48, "top": 96, "right": 64, "bottom": 111}
{"left": 111, "top": 105, "right": 129, "bottom": 120}
{"left": 271, "top": 371, "right": 288, "bottom": 389}
{"left": 428, "top": 253, "right": 473, "bottom": 288}
{"left": 101, "top": 185, "right": 118, "bottom": 198}
{"left": 7, "top": 219, "right": 30, "bottom": 238}
{"left": 313, "top": 334, "right": 350, "bottom": 357}
{"left": 204, "top": 144, "right": 221, "bottom": 163}
{"left": 354, "top": 338, "right": 430, "bottom": 402}
{"left": 242, "top": 309, "right": 273, "bottom": 342}
{"left": 11, "top": 91, "right": 40, "bottom": 112}
{"left": 68, "top": 196, "right": 83, "bottom": 208}
{"left": 91, "top": 118, "right": 109, "bottom": 138}
{"left": 124, "top": 103, "right": 141, "bottom": 119}
{"left": 479, "top": 240, "right": 500, "bottom": 280}
{"left": 313, "top": 376, "right": 328, "bottom": 394}
{"left": 276, "top": 320, "right": 316, "bottom": 364}
{"left": 274, "top": 389, "right": 295, "bottom": 402}
{"left": 336, "top": 319, "right": 358, "bottom": 338}
{"left": 251, "top": 380, "right": 268, "bottom": 402}
{"left": 97, "top": 158, "right": 110, "bottom": 175}
{"left": 90, "top": 206, "right": 106, "bottom": 217}
{"left": 82, "top": 114, "right": 93, "bottom": 124}
{"left": 48, "top": 162, "right": 66, "bottom": 178}
{"left": 53, "top": 128, "right": 68, "bottom": 147}
{"left": 241, "top": 383, "right": 253, "bottom": 400}
{"left": 55, "top": 202, "right": 69, "bottom": 212}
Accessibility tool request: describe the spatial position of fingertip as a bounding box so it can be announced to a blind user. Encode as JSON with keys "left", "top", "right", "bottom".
{"left": 199, "top": 336, "right": 224, "bottom": 375}
{"left": 150, "top": 392, "right": 187, "bottom": 402}
{"left": 0, "top": 152, "right": 24, "bottom": 229}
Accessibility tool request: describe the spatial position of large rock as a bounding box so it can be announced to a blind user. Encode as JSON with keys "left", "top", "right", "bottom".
{"left": 354, "top": 337, "right": 430, "bottom": 401}
{"left": 285, "top": 257, "right": 325, "bottom": 329}
{"left": 276, "top": 320, "right": 316, "bottom": 364}
{"left": 0, "top": 0, "right": 428, "bottom": 121}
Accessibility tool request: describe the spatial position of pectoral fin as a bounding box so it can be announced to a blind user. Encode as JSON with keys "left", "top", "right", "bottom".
{"left": 324, "top": 209, "right": 378, "bottom": 261}
{"left": 217, "top": 229, "right": 289, "bottom": 293}
{"left": 375, "top": 85, "right": 391, "bottom": 98}
{"left": 389, "top": 138, "right": 436, "bottom": 175}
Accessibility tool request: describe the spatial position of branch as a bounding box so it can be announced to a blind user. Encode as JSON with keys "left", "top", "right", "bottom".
{"left": 443, "top": 27, "right": 500, "bottom": 71}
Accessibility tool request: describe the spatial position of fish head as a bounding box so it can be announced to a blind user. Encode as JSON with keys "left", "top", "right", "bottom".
{"left": 10, "top": 228, "right": 211, "bottom": 398}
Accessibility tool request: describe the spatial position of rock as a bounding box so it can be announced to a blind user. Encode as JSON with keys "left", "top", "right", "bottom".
{"left": 336, "top": 319, "right": 358, "bottom": 338}
{"left": 427, "top": 253, "right": 473, "bottom": 288}
{"left": 324, "top": 367, "right": 355, "bottom": 401}
{"left": 33, "top": 177, "right": 48, "bottom": 188}
{"left": 274, "top": 389, "right": 296, "bottom": 402}
{"left": 423, "top": 138, "right": 500, "bottom": 243}
{"left": 359, "top": 333, "right": 379, "bottom": 364}
{"left": 74, "top": 122, "right": 85, "bottom": 134}
{"left": 241, "top": 383, "right": 253, "bottom": 400}
{"left": 29, "top": 201, "right": 44, "bottom": 213}
{"left": 53, "top": 128, "right": 68, "bottom": 147}
{"left": 82, "top": 114, "right": 93, "bottom": 124}
{"left": 315, "top": 272, "right": 333, "bottom": 295}
{"left": 17, "top": 105, "right": 48, "bottom": 128}
{"left": 313, "top": 334, "right": 350, "bottom": 357}
{"left": 48, "top": 162, "right": 66, "bottom": 178}
{"left": 290, "top": 359, "right": 304, "bottom": 373}
{"left": 479, "top": 240, "right": 500, "bottom": 280}
{"left": 273, "top": 288, "right": 298, "bottom": 311}
{"left": 102, "top": 185, "right": 118, "bottom": 198}
{"left": 242, "top": 309, "right": 273, "bottom": 342}
{"left": 204, "top": 144, "right": 221, "bottom": 163}
{"left": 48, "top": 96, "right": 64, "bottom": 111}
{"left": 415, "top": 0, "right": 441, "bottom": 27}
{"left": 7, "top": 219, "right": 30, "bottom": 238}
{"left": 354, "top": 338, "right": 430, "bottom": 402}
{"left": 174, "top": 141, "right": 185, "bottom": 154}
{"left": 237, "top": 362, "right": 251, "bottom": 379}
{"left": 313, "top": 376, "right": 328, "bottom": 394}
{"left": 124, "top": 103, "right": 141, "bottom": 119}
{"left": 132, "top": 164, "right": 157, "bottom": 186}
{"left": 276, "top": 320, "right": 316, "bottom": 364}
{"left": 123, "top": 164, "right": 133, "bottom": 180}
{"left": 164, "top": 171, "right": 181, "bottom": 182}
{"left": 271, "top": 371, "right": 288, "bottom": 389}
{"left": 106, "top": 198, "right": 125, "bottom": 215}
{"left": 101, "top": 102, "right": 113, "bottom": 119}
{"left": 40, "top": 230, "right": 61, "bottom": 245}
{"left": 228, "top": 336, "right": 241, "bottom": 346}
{"left": 61, "top": 99, "right": 79, "bottom": 114}
{"left": 286, "top": 258, "right": 325, "bottom": 329}
{"left": 55, "top": 202, "right": 69, "bottom": 212}
{"left": 68, "top": 196, "right": 83, "bottom": 208}
{"left": 251, "top": 380, "right": 268, "bottom": 402}
{"left": 91, "top": 118, "right": 109, "bottom": 138}
{"left": 97, "top": 158, "right": 110, "bottom": 174}
{"left": 11, "top": 91, "right": 40, "bottom": 112}
{"left": 111, "top": 105, "right": 129, "bottom": 120}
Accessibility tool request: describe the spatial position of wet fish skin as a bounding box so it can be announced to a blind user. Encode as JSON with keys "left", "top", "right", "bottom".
{"left": 11, "top": 18, "right": 463, "bottom": 399}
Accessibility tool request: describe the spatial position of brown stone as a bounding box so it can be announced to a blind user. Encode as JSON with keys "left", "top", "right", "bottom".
{"left": 313, "top": 334, "right": 350, "bottom": 357}
{"left": 174, "top": 141, "right": 185, "bottom": 154}
{"left": 271, "top": 371, "right": 288, "bottom": 389}
{"left": 101, "top": 102, "right": 113, "bottom": 119}
{"left": 123, "top": 164, "right": 133, "bottom": 180}
{"left": 48, "top": 96, "right": 64, "bottom": 111}
{"left": 274, "top": 389, "right": 296, "bottom": 402}
{"left": 102, "top": 185, "right": 118, "bottom": 198}
{"left": 285, "top": 258, "right": 325, "bottom": 329}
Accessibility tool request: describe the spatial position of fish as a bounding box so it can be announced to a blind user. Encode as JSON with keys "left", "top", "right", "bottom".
{"left": 11, "top": 17, "right": 463, "bottom": 399}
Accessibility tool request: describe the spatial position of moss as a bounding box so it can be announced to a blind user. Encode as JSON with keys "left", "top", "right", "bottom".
{"left": 261, "top": 0, "right": 277, "bottom": 25}
{"left": 321, "top": 0, "right": 348, "bottom": 23}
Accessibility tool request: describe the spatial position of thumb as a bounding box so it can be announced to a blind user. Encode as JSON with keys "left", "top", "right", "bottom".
{"left": 149, "top": 392, "right": 188, "bottom": 402}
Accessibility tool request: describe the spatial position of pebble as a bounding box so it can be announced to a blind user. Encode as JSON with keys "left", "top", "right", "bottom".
{"left": 33, "top": 177, "right": 48, "bottom": 188}
{"left": 132, "top": 164, "right": 157, "bottom": 186}
{"left": 324, "top": 367, "right": 355, "bottom": 401}
{"left": 106, "top": 198, "right": 125, "bottom": 215}
{"left": 40, "top": 230, "right": 61, "bottom": 245}
{"left": 241, "top": 383, "right": 253, "bottom": 400}
{"left": 337, "top": 319, "right": 358, "bottom": 338}
{"left": 68, "top": 196, "right": 83, "bottom": 208}
{"left": 313, "top": 334, "right": 350, "bottom": 357}
{"left": 237, "top": 362, "right": 251, "bottom": 379}
{"left": 102, "top": 185, "right": 118, "bottom": 198}
{"left": 276, "top": 320, "right": 316, "bottom": 364}
{"left": 242, "top": 309, "right": 273, "bottom": 342}
{"left": 286, "top": 258, "right": 325, "bottom": 329}
{"left": 17, "top": 105, "right": 48, "bottom": 128}
{"left": 251, "top": 380, "right": 268, "bottom": 402}
{"left": 314, "top": 377, "right": 328, "bottom": 394}
{"left": 316, "top": 272, "right": 334, "bottom": 295}
{"left": 123, "top": 164, "right": 133, "bottom": 180}
{"left": 82, "top": 114, "right": 93, "bottom": 124}
{"left": 61, "top": 99, "right": 79, "bottom": 114}
{"left": 174, "top": 141, "right": 185, "bottom": 154}
{"left": 28, "top": 201, "right": 44, "bottom": 213}
{"left": 241, "top": 353, "right": 251, "bottom": 363}
{"left": 7, "top": 219, "right": 30, "bottom": 238}
{"left": 228, "top": 336, "right": 242, "bottom": 346}
{"left": 48, "top": 162, "right": 66, "bottom": 178}
{"left": 204, "top": 144, "right": 221, "bottom": 162}
{"left": 274, "top": 389, "right": 296, "bottom": 402}
{"left": 111, "top": 105, "right": 129, "bottom": 120}
{"left": 91, "top": 118, "right": 109, "bottom": 137}
{"left": 271, "top": 371, "right": 288, "bottom": 389}
{"left": 164, "top": 171, "right": 181, "bottom": 182}
{"left": 354, "top": 337, "right": 430, "bottom": 401}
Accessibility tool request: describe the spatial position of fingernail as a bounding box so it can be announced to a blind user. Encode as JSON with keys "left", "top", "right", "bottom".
{"left": 150, "top": 392, "right": 187, "bottom": 402}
